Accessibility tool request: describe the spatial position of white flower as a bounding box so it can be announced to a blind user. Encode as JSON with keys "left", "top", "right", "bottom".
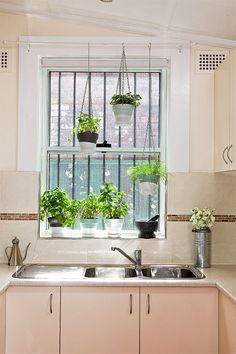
{"left": 190, "top": 207, "right": 215, "bottom": 230}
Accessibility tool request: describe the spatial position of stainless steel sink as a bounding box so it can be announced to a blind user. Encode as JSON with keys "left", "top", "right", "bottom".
{"left": 84, "top": 266, "right": 137, "bottom": 278}
{"left": 141, "top": 265, "right": 205, "bottom": 279}
{"left": 12, "top": 264, "right": 86, "bottom": 280}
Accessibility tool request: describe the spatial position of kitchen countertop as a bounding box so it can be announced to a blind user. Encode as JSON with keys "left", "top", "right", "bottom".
{"left": 1, "top": 264, "right": 236, "bottom": 303}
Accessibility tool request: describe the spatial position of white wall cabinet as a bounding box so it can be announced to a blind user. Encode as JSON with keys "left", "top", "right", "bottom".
{"left": 215, "top": 50, "right": 236, "bottom": 171}
{"left": 140, "top": 287, "right": 218, "bottom": 354}
{"left": 219, "top": 291, "right": 236, "bottom": 354}
{"left": 61, "top": 287, "right": 139, "bottom": 354}
{"left": 5, "top": 286, "right": 218, "bottom": 354}
{"left": 5, "top": 286, "right": 60, "bottom": 354}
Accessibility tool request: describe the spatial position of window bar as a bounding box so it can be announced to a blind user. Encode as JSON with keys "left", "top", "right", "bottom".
{"left": 103, "top": 72, "right": 106, "bottom": 141}
{"left": 102, "top": 155, "right": 106, "bottom": 184}
{"left": 48, "top": 72, "right": 52, "bottom": 147}
{"left": 148, "top": 71, "right": 152, "bottom": 219}
{"left": 87, "top": 155, "right": 91, "bottom": 195}
{"left": 118, "top": 155, "right": 121, "bottom": 191}
{"left": 88, "top": 72, "right": 91, "bottom": 116}
{"left": 57, "top": 72, "right": 61, "bottom": 187}
{"left": 158, "top": 72, "right": 161, "bottom": 148}
{"left": 133, "top": 72, "right": 137, "bottom": 148}
{"left": 72, "top": 73, "right": 76, "bottom": 200}
{"left": 132, "top": 155, "right": 136, "bottom": 228}
{"left": 47, "top": 153, "right": 51, "bottom": 190}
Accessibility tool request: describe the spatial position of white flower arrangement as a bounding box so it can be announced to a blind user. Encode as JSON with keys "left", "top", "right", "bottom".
{"left": 190, "top": 207, "right": 215, "bottom": 231}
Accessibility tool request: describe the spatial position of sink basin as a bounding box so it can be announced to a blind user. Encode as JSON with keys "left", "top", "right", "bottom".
{"left": 12, "top": 264, "right": 86, "bottom": 280}
{"left": 141, "top": 265, "right": 205, "bottom": 279}
{"left": 84, "top": 266, "right": 137, "bottom": 278}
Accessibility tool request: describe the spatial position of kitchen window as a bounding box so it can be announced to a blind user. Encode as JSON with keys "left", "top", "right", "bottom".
{"left": 41, "top": 68, "right": 167, "bottom": 237}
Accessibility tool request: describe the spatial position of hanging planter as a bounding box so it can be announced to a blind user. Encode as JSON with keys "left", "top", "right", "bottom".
{"left": 110, "top": 45, "right": 141, "bottom": 126}
{"left": 127, "top": 160, "right": 167, "bottom": 196}
{"left": 74, "top": 113, "right": 101, "bottom": 154}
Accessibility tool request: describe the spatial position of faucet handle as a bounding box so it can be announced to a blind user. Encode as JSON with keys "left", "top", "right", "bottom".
{"left": 134, "top": 249, "right": 142, "bottom": 266}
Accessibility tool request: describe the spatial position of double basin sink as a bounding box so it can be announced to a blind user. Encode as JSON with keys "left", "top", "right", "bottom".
{"left": 13, "top": 264, "right": 205, "bottom": 280}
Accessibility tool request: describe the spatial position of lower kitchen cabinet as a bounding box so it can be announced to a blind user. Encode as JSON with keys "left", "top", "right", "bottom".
{"left": 140, "top": 287, "right": 218, "bottom": 354}
{"left": 0, "top": 292, "right": 6, "bottom": 354}
{"left": 61, "top": 287, "right": 139, "bottom": 354}
{"left": 5, "top": 286, "right": 60, "bottom": 354}
{"left": 219, "top": 291, "right": 236, "bottom": 354}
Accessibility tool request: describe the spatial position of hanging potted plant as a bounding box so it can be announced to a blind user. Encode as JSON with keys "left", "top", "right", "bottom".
{"left": 110, "top": 92, "right": 141, "bottom": 126}
{"left": 40, "top": 187, "right": 79, "bottom": 237}
{"left": 127, "top": 160, "right": 167, "bottom": 196}
{"left": 190, "top": 207, "right": 215, "bottom": 268}
{"left": 99, "top": 182, "right": 129, "bottom": 236}
{"left": 77, "top": 193, "right": 101, "bottom": 236}
{"left": 111, "top": 45, "right": 142, "bottom": 126}
{"left": 73, "top": 113, "right": 101, "bottom": 154}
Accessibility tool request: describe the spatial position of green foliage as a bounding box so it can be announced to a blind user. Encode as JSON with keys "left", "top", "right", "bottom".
{"left": 73, "top": 113, "right": 101, "bottom": 134}
{"left": 98, "top": 183, "right": 129, "bottom": 219}
{"left": 77, "top": 193, "right": 101, "bottom": 219}
{"left": 40, "top": 187, "right": 79, "bottom": 227}
{"left": 110, "top": 92, "right": 142, "bottom": 107}
{"left": 127, "top": 160, "right": 167, "bottom": 182}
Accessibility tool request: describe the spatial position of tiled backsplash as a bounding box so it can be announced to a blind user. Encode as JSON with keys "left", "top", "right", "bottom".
{"left": 0, "top": 171, "right": 236, "bottom": 265}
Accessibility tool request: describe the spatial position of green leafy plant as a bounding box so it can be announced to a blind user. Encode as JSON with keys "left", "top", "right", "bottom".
{"left": 190, "top": 207, "right": 215, "bottom": 231}
{"left": 40, "top": 187, "right": 79, "bottom": 227}
{"left": 110, "top": 92, "right": 142, "bottom": 107}
{"left": 98, "top": 183, "right": 129, "bottom": 219}
{"left": 77, "top": 193, "right": 101, "bottom": 219}
{"left": 127, "top": 160, "right": 167, "bottom": 182}
{"left": 73, "top": 113, "right": 101, "bottom": 134}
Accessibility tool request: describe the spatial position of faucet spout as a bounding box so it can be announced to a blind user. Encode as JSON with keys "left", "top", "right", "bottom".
{"left": 111, "top": 247, "right": 142, "bottom": 269}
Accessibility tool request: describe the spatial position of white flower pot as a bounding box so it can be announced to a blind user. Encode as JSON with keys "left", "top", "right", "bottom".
{"left": 77, "top": 132, "right": 98, "bottom": 154}
{"left": 79, "top": 141, "right": 97, "bottom": 154}
{"left": 50, "top": 226, "right": 65, "bottom": 237}
{"left": 112, "top": 104, "right": 134, "bottom": 126}
{"left": 104, "top": 219, "right": 124, "bottom": 236}
{"left": 80, "top": 219, "right": 99, "bottom": 236}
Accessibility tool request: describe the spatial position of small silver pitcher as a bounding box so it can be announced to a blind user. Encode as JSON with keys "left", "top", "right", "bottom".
{"left": 194, "top": 227, "right": 211, "bottom": 268}
{"left": 5, "top": 237, "right": 31, "bottom": 266}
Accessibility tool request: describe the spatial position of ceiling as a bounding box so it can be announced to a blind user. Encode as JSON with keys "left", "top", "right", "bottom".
{"left": 1, "top": 0, "right": 236, "bottom": 41}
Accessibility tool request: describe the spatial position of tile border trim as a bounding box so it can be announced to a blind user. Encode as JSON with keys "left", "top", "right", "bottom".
{"left": 0, "top": 213, "right": 38, "bottom": 221}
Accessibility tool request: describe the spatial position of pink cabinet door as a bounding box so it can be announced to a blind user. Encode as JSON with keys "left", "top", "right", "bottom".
{"left": 140, "top": 287, "right": 218, "bottom": 354}
{"left": 0, "top": 292, "right": 6, "bottom": 354}
{"left": 5, "top": 286, "right": 60, "bottom": 354}
{"left": 219, "top": 291, "right": 236, "bottom": 354}
{"left": 61, "top": 287, "right": 139, "bottom": 354}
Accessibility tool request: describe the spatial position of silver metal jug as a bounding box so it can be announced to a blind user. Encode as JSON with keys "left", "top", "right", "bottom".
{"left": 5, "top": 237, "right": 31, "bottom": 266}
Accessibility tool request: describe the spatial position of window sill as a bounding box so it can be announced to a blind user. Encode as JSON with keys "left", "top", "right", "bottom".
{"left": 40, "top": 230, "right": 165, "bottom": 240}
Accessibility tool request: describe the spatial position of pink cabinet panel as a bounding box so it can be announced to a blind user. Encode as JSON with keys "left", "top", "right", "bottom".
{"left": 61, "top": 287, "right": 139, "bottom": 354}
{"left": 5, "top": 286, "right": 60, "bottom": 354}
{"left": 140, "top": 287, "right": 218, "bottom": 354}
{"left": 0, "top": 292, "right": 6, "bottom": 354}
{"left": 219, "top": 291, "right": 236, "bottom": 354}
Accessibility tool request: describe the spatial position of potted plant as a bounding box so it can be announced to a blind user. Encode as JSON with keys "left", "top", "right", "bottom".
{"left": 99, "top": 182, "right": 129, "bottom": 236}
{"left": 77, "top": 193, "right": 101, "bottom": 236}
{"left": 40, "top": 187, "right": 79, "bottom": 236}
{"left": 127, "top": 160, "right": 167, "bottom": 196}
{"left": 110, "top": 92, "right": 141, "bottom": 126}
{"left": 73, "top": 113, "right": 101, "bottom": 154}
{"left": 190, "top": 207, "right": 215, "bottom": 268}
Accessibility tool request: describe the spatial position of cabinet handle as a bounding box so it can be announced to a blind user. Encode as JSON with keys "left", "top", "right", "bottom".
{"left": 129, "top": 294, "right": 133, "bottom": 314}
{"left": 227, "top": 144, "right": 233, "bottom": 163}
{"left": 50, "top": 293, "right": 53, "bottom": 314}
{"left": 147, "top": 294, "right": 150, "bottom": 314}
{"left": 222, "top": 146, "right": 229, "bottom": 164}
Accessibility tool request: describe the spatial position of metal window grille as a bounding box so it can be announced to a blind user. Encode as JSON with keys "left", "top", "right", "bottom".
{"left": 46, "top": 71, "right": 162, "bottom": 230}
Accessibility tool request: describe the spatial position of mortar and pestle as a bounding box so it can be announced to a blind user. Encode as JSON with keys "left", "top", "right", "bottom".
{"left": 135, "top": 215, "right": 159, "bottom": 239}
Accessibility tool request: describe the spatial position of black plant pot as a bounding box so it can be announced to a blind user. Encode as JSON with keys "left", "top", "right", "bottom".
{"left": 135, "top": 219, "right": 159, "bottom": 239}
{"left": 48, "top": 217, "right": 62, "bottom": 227}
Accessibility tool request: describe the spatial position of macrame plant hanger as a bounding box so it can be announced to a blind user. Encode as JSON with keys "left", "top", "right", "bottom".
{"left": 142, "top": 43, "right": 158, "bottom": 160}
{"left": 80, "top": 42, "right": 93, "bottom": 117}
{"left": 116, "top": 43, "right": 130, "bottom": 99}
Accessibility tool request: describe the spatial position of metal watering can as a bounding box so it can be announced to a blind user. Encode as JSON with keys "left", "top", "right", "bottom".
{"left": 5, "top": 237, "right": 31, "bottom": 266}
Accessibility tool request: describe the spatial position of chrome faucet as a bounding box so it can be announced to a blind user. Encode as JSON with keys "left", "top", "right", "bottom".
{"left": 111, "top": 247, "right": 142, "bottom": 269}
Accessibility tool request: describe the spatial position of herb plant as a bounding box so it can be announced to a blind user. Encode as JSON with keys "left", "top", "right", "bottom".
{"left": 127, "top": 160, "right": 167, "bottom": 182}
{"left": 110, "top": 92, "right": 142, "bottom": 107}
{"left": 77, "top": 193, "right": 101, "bottom": 219}
{"left": 40, "top": 187, "right": 79, "bottom": 227}
{"left": 190, "top": 207, "right": 215, "bottom": 231}
{"left": 73, "top": 113, "right": 101, "bottom": 134}
{"left": 99, "top": 183, "right": 129, "bottom": 219}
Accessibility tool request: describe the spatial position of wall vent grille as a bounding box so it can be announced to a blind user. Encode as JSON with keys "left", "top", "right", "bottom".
{"left": 195, "top": 50, "right": 229, "bottom": 73}
{"left": 0, "top": 49, "right": 10, "bottom": 72}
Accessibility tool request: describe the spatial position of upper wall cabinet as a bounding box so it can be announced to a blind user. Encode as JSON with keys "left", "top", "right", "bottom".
{"left": 215, "top": 50, "right": 236, "bottom": 171}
